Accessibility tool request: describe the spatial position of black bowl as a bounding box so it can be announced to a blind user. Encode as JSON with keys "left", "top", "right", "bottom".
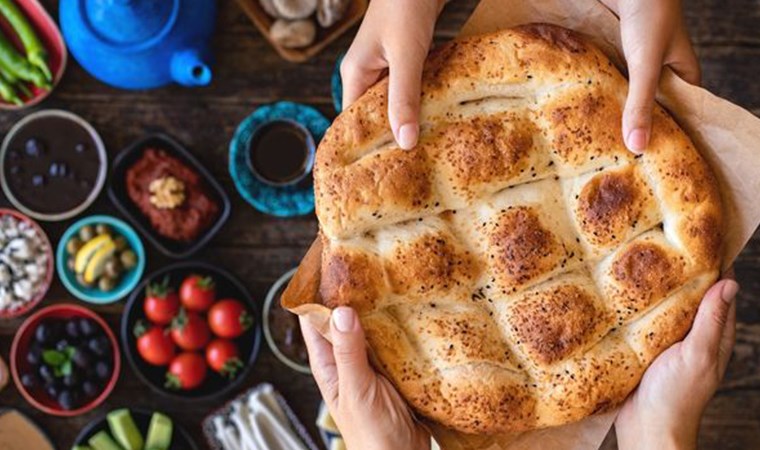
{"left": 72, "top": 408, "right": 198, "bottom": 450}
{"left": 108, "top": 133, "right": 231, "bottom": 258}
{"left": 121, "top": 261, "right": 262, "bottom": 401}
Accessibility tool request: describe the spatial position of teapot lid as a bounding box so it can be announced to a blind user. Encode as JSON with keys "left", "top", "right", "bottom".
{"left": 83, "top": 0, "right": 178, "bottom": 48}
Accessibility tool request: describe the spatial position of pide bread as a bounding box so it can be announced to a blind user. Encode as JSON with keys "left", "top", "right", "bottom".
{"left": 287, "top": 24, "right": 723, "bottom": 434}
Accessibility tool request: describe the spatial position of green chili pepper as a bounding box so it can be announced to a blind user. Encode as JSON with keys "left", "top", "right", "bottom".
{"left": 0, "top": 28, "right": 48, "bottom": 89}
{"left": 0, "top": 57, "right": 30, "bottom": 98}
{"left": 0, "top": 0, "right": 51, "bottom": 81}
{"left": 0, "top": 70, "right": 22, "bottom": 105}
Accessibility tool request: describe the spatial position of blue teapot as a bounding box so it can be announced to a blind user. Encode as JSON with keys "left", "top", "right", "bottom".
{"left": 60, "top": 0, "right": 216, "bottom": 90}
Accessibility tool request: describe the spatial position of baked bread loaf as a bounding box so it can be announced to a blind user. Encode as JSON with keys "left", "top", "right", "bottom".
{"left": 296, "top": 24, "right": 723, "bottom": 434}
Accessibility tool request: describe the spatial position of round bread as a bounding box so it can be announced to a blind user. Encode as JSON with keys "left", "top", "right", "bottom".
{"left": 311, "top": 24, "right": 722, "bottom": 433}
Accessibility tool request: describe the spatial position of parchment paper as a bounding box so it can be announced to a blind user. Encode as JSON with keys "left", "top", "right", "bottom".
{"left": 282, "top": 0, "right": 760, "bottom": 448}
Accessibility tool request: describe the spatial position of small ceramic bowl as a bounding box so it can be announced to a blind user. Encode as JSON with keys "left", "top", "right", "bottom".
{"left": 73, "top": 408, "right": 198, "bottom": 450}
{"left": 0, "top": 0, "right": 68, "bottom": 110}
{"left": 121, "top": 261, "right": 261, "bottom": 402}
{"left": 0, "top": 110, "right": 107, "bottom": 222}
{"left": 56, "top": 215, "right": 146, "bottom": 304}
{"left": 10, "top": 304, "right": 121, "bottom": 417}
{"left": 263, "top": 268, "right": 310, "bottom": 374}
{"left": 0, "top": 209, "right": 53, "bottom": 319}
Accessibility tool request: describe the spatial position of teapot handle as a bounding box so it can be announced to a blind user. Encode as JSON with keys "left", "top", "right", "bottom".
{"left": 171, "top": 48, "right": 212, "bottom": 87}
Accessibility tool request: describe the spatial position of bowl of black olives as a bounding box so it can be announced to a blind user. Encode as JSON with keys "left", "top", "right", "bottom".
{"left": 10, "top": 303, "right": 121, "bottom": 416}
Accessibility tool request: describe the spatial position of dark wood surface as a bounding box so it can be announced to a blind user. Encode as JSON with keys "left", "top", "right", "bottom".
{"left": 0, "top": 1, "right": 758, "bottom": 449}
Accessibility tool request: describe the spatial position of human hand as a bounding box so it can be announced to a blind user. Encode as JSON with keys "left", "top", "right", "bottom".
{"left": 300, "top": 307, "right": 431, "bottom": 450}
{"left": 599, "top": 0, "right": 700, "bottom": 153}
{"left": 340, "top": 0, "right": 446, "bottom": 149}
{"left": 615, "top": 278, "right": 739, "bottom": 450}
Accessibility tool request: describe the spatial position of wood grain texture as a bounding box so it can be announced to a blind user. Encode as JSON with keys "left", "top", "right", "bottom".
{"left": 0, "top": 1, "right": 758, "bottom": 449}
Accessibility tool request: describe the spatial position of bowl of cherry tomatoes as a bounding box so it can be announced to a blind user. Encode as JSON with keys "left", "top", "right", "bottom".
{"left": 120, "top": 261, "right": 261, "bottom": 401}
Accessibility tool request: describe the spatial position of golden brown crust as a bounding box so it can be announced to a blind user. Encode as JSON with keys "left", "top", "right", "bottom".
{"left": 295, "top": 23, "right": 724, "bottom": 434}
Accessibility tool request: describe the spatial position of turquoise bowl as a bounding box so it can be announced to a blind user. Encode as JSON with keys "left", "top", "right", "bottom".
{"left": 56, "top": 215, "right": 146, "bottom": 304}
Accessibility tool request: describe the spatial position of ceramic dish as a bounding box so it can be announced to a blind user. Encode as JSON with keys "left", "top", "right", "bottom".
{"left": 233, "top": 0, "right": 367, "bottom": 63}
{"left": 0, "top": 0, "right": 67, "bottom": 110}
{"left": 121, "top": 261, "right": 261, "bottom": 401}
{"left": 0, "top": 208, "right": 53, "bottom": 319}
{"left": 108, "top": 133, "right": 231, "bottom": 259}
{"left": 0, "top": 110, "right": 107, "bottom": 222}
{"left": 72, "top": 408, "right": 198, "bottom": 450}
{"left": 229, "top": 101, "right": 330, "bottom": 217}
{"left": 56, "top": 215, "right": 146, "bottom": 304}
{"left": 331, "top": 52, "right": 345, "bottom": 114}
{"left": 263, "top": 268, "right": 310, "bottom": 374}
{"left": 10, "top": 304, "right": 121, "bottom": 417}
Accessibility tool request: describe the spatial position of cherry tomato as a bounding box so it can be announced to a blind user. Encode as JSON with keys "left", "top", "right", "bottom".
{"left": 144, "top": 277, "right": 180, "bottom": 325}
{"left": 134, "top": 323, "right": 176, "bottom": 366}
{"left": 171, "top": 309, "right": 211, "bottom": 351}
{"left": 179, "top": 275, "right": 216, "bottom": 312}
{"left": 208, "top": 299, "right": 252, "bottom": 339}
{"left": 205, "top": 339, "right": 243, "bottom": 378}
{"left": 165, "top": 352, "right": 207, "bottom": 390}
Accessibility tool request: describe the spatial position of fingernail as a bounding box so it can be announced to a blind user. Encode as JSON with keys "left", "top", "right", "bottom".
{"left": 397, "top": 123, "right": 418, "bottom": 150}
{"left": 626, "top": 128, "right": 648, "bottom": 153}
{"left": 332, "top": 307, "right": 355, "bottom": 333}
{"left": 720, "top": 280, "right": 739, "bottom": 303}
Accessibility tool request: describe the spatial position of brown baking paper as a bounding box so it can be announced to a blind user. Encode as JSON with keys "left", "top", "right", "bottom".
{"left": 282, "top": 0, "right": 760, "bottom": 449}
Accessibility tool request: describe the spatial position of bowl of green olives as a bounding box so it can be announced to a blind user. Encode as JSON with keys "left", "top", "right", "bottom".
{"left": 56, "top": 215, "right": 145, "bottom": 304}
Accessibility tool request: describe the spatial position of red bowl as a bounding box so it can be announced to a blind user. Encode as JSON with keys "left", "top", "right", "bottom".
{"left": 0, "top": 208, "right": 53, "bottom": 319}
{"left": 0, "top": 0, "right": 67, "bottom": 110}
{"left": 10, "top": 304, "right": 121, "bottom": 417}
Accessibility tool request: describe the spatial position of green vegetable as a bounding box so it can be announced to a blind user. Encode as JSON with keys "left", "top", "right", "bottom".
{"left": 0, "top": 0, "right": 51, "bottom": 81}
{"left": 107, "top": 409, "right": 144, "bottom": 450}
{"left": 0, "top": 28, "right": 49, "bottom": 89}
{"left": 0, "top": 56, "right": 30, "bottom": 97}
{"left": 71, "top": 446, "right": 93, "bottom": 450}
{"left": 87, "top": 431, "right": 123, "bottom": 450}
{"left": 0, "top": 70, "right": 21, "bottom": 105}
{"left": 145, "top": 412, "right": 173, "bottom": 450}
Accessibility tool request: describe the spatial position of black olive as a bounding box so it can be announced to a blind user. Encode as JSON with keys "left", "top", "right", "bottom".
{"left": 26, "top": 344, "right": 42, "bottom": 366}
{"left": 55, "top": 339, "right": 71, "bottom": 352}
{"left": 46, "top": 384, "right": 59, "bottom": 399}
{"left": 72, "top": 348, "right": 91, "bottom": 369}
{"left": 58, "top": 390, "right": 76, "bottom": 410}
{"left": 82, "top": 380, "right": 99, "bottom": 398}
{"left": 65, "top": 320, "right": 80, "bottom": 340}
{"left": 24, "top": 138, "right": 45, "bottom": 157}
{"left": 21, "top": 373, "right": 38, "bottom": 388}
{"left": 78, "top": 318, "right": 98, "bottom": 337}
{"left": 34, "top": 323, "right": 52, "bottom": 344}
{"left": 38, "top": 365, "right": 54, "bottom": 384}
{"left": 32, "top": 174, "right": 46, "bottom": 186}
{"left": 95, "top": 361, "right": 111, "bottom": 380}
{"left": 88, "top": 336, "right": 110, "bottom": 357}
{"left": 63, "top": 372, "right": 80, "bottom": 388}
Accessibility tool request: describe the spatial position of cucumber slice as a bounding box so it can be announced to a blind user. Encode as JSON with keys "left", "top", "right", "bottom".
{"left": 72, "top": 445, "right": 94, "bottom": 450}
{"left": 88, "top": 431, "right": 123, "bottom": 450}
{"left": 107, "top": 409, "right": 144, "bottom": 450}
{"left": 145, "top": 412, "right": 173, "bottom": 450}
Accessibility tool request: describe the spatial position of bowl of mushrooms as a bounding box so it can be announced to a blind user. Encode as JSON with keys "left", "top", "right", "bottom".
{"left": 0, "top": 209, "right": 53, "bottom": 319}
{"left": 235, "top": 0, "right": 368, "bottom": 62}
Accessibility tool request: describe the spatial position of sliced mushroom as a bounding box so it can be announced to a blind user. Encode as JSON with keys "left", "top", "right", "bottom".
{"left": 270, "top": 19, "right": 317, "bottom": 49}
{"left": 273, "top": 0, "right": 317, "bottom": 20}
{"left": 316, "top": 0, "right": 350, "bottom": 28}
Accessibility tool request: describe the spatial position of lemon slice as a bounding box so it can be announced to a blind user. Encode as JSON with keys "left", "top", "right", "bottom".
{"left": 317, "top": 406, "right": 339, "bottom": 434}
{"left": 83, "top": 239, "right": 116, "bottom": 284}
{"left": 74, "top": 235, "right": 113, "bottom": 274}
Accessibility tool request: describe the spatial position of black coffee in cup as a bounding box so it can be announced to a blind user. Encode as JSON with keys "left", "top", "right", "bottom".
{"left": 246, "top": 120, "right": 314, "bottom": 186}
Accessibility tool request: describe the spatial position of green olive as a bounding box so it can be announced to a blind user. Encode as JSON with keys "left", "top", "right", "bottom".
{"left": 98, "top": 276, "right": 116, "bottom": 292}
{"left": 120, "top": 250, "right": 137, "bottom": 269}
{"left": 78, "top": 225, "right": 95, "bottom": 242}
{"left": 113, "top": 236, "right": 128, "bottom": 251}
{"left": 95, "top": 224, "right": 111, "bottom": 236}
{"left": 66, "top": 237, "right": 83, "bottom": 255}
{"left": 104, "top": 258, "right": 122, "bottom": 279}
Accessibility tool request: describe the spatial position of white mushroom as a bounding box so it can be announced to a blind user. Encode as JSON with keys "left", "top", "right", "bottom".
{"left": 316, "top": 0, "right": 350, "bottom": 28}
{"left": 269, "top": 0, "right": 317, "bottom": 20}
{"left": 270, "top": 19, "right": 317, "bottom": 49}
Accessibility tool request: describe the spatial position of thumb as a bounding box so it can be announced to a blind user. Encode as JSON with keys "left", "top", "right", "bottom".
{"left": 331, "top": 307, "right": 374, "bottom": 401}
{"left": 387, "top": 51, "right": 425, "bottom": 150}
{"left": 684, "top": 279, "right": 739, "bottom": 366}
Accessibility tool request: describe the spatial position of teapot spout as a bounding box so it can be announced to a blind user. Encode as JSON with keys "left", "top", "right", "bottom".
{"left": 171, "top": 49, "right": 212, "bottom": 87}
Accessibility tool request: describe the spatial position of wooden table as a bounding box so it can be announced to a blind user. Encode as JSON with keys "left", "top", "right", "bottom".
{"left": 0, "top": 1, "right": 758, "bottom": 449}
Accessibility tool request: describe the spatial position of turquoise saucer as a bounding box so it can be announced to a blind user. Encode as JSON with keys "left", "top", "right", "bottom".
{"left": 331, "top": 52, "right": 345, "bottom": 114}
{"left": 229, "top": 101, "right": 330, "bottom": 217}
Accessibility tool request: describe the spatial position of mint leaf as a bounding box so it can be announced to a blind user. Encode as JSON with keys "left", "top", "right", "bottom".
{"left": 42, "top": 350, "right": 66, "bottom": 367}
{"left": 53, "top": 366, "right": 62, "bottom": 378}
{"left": 64, "top": 346, "right": 76, "bottom": 359}
{"left": 60, "top": 361, "right": 72, "bottom": 377}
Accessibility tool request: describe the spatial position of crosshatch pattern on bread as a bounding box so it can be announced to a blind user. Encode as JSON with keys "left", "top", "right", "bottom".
{"left": 308, "top": 24, "right": 723, "bottom": 434}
